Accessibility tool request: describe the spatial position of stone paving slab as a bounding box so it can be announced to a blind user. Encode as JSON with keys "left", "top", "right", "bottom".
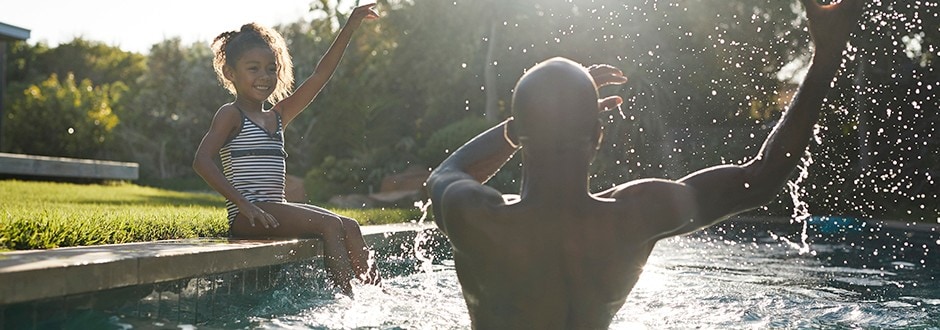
{"left": 0, "top": 238, "right": 321, "bottom": 305}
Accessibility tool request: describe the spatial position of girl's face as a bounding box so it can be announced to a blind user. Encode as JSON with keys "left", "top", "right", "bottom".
{"left": 227, "top": 46, "right": 278, "bottom": 104}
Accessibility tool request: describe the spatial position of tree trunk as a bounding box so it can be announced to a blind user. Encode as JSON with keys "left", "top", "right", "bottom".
{"left": 483, "top": 18, "right": 499, "bottom": 122}
{"left": 159, "top": 140, "right": 168, "bottom": 179}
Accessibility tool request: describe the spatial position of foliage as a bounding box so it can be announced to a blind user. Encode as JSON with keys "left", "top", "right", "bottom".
{"left": 3, "top": 38, "right": 146, "bottom": 88}
{"left": 4, "top": 73, "right": 123, "bottom": 158}
{"left": 280, "top": 4, "right": 422, "bottom": 183}
{"left": 418, "top": 116, "right": 492, "bottom": 168}
{"left": 0, "top": 180, "right": 422, "bottom": 250}
{"left": 305, "top": 155, "right": 367, "bottom": 202}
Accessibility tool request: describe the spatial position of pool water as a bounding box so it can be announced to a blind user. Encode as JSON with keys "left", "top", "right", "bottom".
{"left": 110, "top": 218, "right": 938, "bottom": 329}
{"left": 613, "top": 219, "right": 940, "bottom": 329}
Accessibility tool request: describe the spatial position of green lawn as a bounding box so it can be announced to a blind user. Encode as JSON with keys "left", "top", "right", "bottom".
{"left": 0, "top": 180, "right": 423, "bottom": 251}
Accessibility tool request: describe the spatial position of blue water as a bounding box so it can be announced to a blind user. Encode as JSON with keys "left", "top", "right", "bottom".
{"left": 109, "top": 218, "right": 938, "bottom": 329}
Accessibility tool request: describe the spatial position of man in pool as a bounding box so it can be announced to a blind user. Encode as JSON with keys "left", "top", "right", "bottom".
{"left": 425, "top": 0, "right": 866, "bottom": 328}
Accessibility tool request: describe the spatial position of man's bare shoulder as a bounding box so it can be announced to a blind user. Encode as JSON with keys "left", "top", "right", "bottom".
{"left": 596, "top": 178, "right": 698, "bottom": 239}
{"left": 441, "top": 179, "right": 505, "bottom": 206}
{"left": 429, "top": 177, "right": 505, "bottom": 233}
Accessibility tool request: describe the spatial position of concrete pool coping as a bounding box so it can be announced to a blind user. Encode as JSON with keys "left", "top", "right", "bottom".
{"left": 0, "top": 222, "right": 436, "bottom": 306}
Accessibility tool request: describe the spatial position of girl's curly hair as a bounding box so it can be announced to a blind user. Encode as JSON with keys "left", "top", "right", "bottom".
{"left": 211, "top": 23, "right": 294, "bottom": 104}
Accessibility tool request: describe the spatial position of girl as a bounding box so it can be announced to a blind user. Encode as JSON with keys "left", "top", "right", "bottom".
{"left": 193, "top": 4, "right": 380, "bottom": 296}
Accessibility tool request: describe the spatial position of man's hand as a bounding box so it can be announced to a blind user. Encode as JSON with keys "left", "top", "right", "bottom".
{"left": 800, "top": 0, "right": 866, "bottom": 58}
{"left": 587, "top": 64, "right": 627, "bottom": 111}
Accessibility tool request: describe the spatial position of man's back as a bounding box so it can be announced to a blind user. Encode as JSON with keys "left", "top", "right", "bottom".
{"left": 439, "top": 183, "right": 686, "bottom": 329}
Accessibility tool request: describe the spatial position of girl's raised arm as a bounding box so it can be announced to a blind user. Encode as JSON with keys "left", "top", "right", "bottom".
{"left": 275, "top": 4, "right": 379, "bottom": 125}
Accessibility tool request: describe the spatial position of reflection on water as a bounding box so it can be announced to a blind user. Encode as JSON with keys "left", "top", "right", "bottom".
{"left": 256, "top": 266, "right": 469, "bottom": 330}
{"left": 614, "top": 220, "right": 939, "bottom": 329}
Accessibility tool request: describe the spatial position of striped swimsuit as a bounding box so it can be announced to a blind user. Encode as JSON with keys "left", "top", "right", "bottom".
{"left": 220, "top": 109, "right": 288, "bottom": 224}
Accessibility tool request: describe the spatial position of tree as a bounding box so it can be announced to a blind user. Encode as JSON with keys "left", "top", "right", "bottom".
{"left": 285, "top": 1, "right": 439, "bottom": 198}
{"left": 117, "top": 38, "right": 229, "bottom": 180}
{"left": 2, "top": 39, "right": 145, "bottom": 156}
{"left": 3, "top": 37, "right": 145, "bottom": 89}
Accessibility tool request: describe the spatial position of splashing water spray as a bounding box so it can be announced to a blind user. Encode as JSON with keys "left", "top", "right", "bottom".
{"left": 769, "top": 125, "right": 822, "bottom": 255}
{"left": 412, "top": 199, "right": 435, "bottom": 273}
{"left": 413, "top": 199, "right": 432, "bottom": 224}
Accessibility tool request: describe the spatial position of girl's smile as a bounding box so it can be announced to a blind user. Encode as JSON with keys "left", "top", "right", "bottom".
{"left": 229, "top": 47, "right": 278, "bottom": 105}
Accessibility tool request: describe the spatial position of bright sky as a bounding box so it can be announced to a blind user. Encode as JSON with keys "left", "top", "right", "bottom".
{"left": 0, "top": 0, "right": 358, "bottom": 54}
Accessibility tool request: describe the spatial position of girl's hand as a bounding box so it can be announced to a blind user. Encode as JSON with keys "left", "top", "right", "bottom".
{"left": 588, "top": 64, "right": 627, "bottom": 112}
{"left": 350, "top": 3, "right": 380, "bottom": 22}
{"left": 240, "top": 203, "right": 280, "bottom": 229}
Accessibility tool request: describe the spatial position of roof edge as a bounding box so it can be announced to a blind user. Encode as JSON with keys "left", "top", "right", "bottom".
{"left": 0, "top": 21, "right": 31, "bottom": 41}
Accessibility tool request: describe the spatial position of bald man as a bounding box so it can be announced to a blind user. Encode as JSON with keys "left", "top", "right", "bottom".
{"left": 426, "top": 1, "right": 866, "bottom": 328}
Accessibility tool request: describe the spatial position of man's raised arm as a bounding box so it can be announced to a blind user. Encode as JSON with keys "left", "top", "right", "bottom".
{"left": 671, "top": 0, "right": 867, "bottom": 234}
{"left": 425, "top": 121, "right": 520, "bottom": 222}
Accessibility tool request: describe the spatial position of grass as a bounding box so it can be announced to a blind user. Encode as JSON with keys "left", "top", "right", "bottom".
{"left": 0, "top": 180, "right": 424, "bottom": 251}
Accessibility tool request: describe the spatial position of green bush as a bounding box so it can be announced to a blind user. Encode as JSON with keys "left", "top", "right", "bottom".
{"left": 418, "top": 117, "right": 493, "bottom": 168}
{"left": 5, "top": 73, "right": 123, "bottom": 158}
{"left": 305, "top": 155, "right": 370, "bottom": 203}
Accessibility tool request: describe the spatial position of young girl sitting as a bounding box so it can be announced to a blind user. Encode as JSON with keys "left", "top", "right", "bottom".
{"left": 193, "top": 4, "right": 380, "bottom": 296}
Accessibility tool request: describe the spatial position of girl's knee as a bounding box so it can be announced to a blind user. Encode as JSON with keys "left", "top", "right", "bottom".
{"left": 319, "top": 215, "right": 346, "bottom": 238}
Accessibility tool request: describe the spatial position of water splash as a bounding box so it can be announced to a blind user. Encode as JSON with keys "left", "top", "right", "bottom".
{"left": 770, "top": 126, "right": 822, "bottom": 255}
{"left": 616, "top": 103, "right": 627, "bottom": 119}
{"left": 412, "top": 229, "right": 436, "bottom": 273}
{"left": 412, "top": 198, "right": 436, "bottom": 273}
{"left": 413, "top": 199, "right": 432, "bottom": 224}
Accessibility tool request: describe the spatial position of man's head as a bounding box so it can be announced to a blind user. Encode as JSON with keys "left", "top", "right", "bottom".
{"left": 510, "top": 57, "right": 601, "bottom": 152}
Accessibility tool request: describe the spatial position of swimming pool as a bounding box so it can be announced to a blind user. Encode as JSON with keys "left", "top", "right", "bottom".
{"left": 33, "top": 217, "right": 940, "bottom": 329}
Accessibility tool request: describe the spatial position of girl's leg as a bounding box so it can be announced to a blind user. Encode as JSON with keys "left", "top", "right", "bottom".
{"left": 229, "top": 202, "right": 354, "bottom": 295}
{"left": 289, "top": 203, "right": 380, "bottom": 284}
{"left": 339, "top": 216, "right": 381, "bottom": 284}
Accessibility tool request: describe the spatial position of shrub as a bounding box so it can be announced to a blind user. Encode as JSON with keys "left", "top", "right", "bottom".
{"left": 304, "top": 156, "right": 369, "bottom": 203}
{"left": 418, "top": 117, "right": 493, "bottom": 168}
